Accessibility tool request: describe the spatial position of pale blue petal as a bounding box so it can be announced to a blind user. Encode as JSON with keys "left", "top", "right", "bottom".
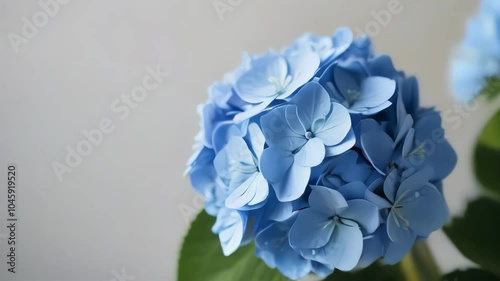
{"left": 285, "top": 105, "right": 306, "bottom": 136}
{"left": 289, "top": 209, "right": 335, "bottom": 249}
{"left": 340, "top": 199, "right": 380, "bottom": 234}
{"left": 295, "top": 138, "right": 326, "bottom": 167}
{"left": 303, "top": 223, "right": 363, "bottom": 271}
{"left": 233, "top": 99, "right": 272, "bottom": 123}
{"left": 309, "top": 185, "right": 348, "bottom": 215}
{"left": 225, "top": 172, "right": 269, "bottom": 209}
{"left": 331, "top": 26, "right": 354, "bottom": 57}
{"left": 247, "top": 123, "right": 265, "bottom": 158}
{"left": 325, "top": 129, "right": 356, "bottom": 157}
{"left": 316, "top": 103, "right": 352, "bottom": 146}
{"left": 358, "top": 100, "right": 392, "bottom": 115}
{"left": 261, "top": 106, "right": 307, "bottom": 151}
{"left": 275, "top": 245, "right": 313, "bottom": 279}
{"left": 281, "top": 48, "right": 320, "bottom": 99}
{"left": 235, "top": 53, "right": 287, "bottom": 103}
{"left": 290, "top": 82, "right": 331, "bottom": 129}
{"left": 212, "top": 121, "right": 248, "bottom": 153}
{"left": 350, "top": 76, "right": 396, "bottom": 111}
{"left": 214, "top": 137, "right": 256, "bottom": 187}
{"left": 212, "top": 208, "right": 247, "bottom": 256}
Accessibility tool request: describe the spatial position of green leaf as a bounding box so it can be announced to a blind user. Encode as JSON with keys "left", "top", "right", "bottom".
{"left": 323, "top": 262, "right": 404, "bottom": 281}
{"left": 177, "top": 211, "right": 291, "bottom": 281}
{"left": 444, "top": 197, "right": 500, "bottom": 277}
{"left": 474, "top": 109, "right": 500, "bottom": 197}
{"left": 441, "top": 269, "right": 500, "bottom": 281}
{"left": 479, "top": 76, "right": 500, "bottom": 100}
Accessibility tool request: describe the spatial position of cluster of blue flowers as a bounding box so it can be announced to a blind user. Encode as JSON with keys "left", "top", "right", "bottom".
{"left": 187, "top": 27, "right": 457, "bottom": 280}
{"left": 451, "top": 0, "right": 500, "bottom": 101}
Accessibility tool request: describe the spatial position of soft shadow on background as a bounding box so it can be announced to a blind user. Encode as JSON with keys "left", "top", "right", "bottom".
{"left": 0, "top": 0, "right": 485, "bottom": 280}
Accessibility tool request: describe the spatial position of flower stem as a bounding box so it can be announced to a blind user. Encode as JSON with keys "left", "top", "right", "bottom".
{"left": 400, "top": 241, "right": 441, "bottom": 281}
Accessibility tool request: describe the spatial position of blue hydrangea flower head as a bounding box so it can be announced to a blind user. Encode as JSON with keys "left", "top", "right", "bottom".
{"left": 450, "top": 0, "right": 500, "bottom": 101}
{"left": 186, "top": 26, "right": 457, "bottom": 280}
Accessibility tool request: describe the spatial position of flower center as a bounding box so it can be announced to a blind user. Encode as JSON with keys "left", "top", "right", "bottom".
{"left": 409, "top": 142, "right": 427, "bottom": 158}
{"left": 305, "top": 130, "right": 314, "bottom": 140}
{"left": 345, "top": 89, "right": 361, "bottom": 106}
{"left": 268, "top": 75, "right": 293, "bottom": 95}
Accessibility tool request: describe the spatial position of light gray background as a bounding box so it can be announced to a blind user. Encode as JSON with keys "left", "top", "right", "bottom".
{"left": 0, "top": 0, "right": 491, "bottom": 280}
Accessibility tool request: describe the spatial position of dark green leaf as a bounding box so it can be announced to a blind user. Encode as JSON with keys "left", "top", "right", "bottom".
{"left": 441, "top": 269, "right": 499, "bottom": 281}
{"left": 474, "top": 109, "right": 500, "bottom": 197}
{"left": 444, "top": 197, "right": 500, "bottom": 277}
{"left": 177, "top": 211, "right": 291, "bottom": 281}
{"left": 323, "top": 262, "right": 405, "bottom": 281}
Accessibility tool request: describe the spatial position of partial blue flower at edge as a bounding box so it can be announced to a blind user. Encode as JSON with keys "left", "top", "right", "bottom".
{"left": 214, "top": 123, "right": 269, "bottom": 210}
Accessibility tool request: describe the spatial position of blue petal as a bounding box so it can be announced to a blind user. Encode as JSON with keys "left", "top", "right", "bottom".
{"left": 256, "top": 218, "right": 313, "bottom": 280}
{"left": 383, "top": 228, "right": 417, "bottom": 264}
{"left": 311, "top": 262, "right": 335, "bottom": 278}
{"left": 281, "top": 48, "right": 320, "bottom": 99}
{"left": 331, "top": 27, "right": 354, "bottom": 57}
{"left": 260, "top": 147, "right": 294, "bottom": 183}
{"left": 309, "top": 185, "right": 348, "bottom": 215}
{"left": 316, "top": 103, "right": 352, "bottom": 146}
{"left": 337, "top": 181, "right": 367, "bottom": 200}
{"left": 289, "top": 208, "right": 335, "bottom": 249}
{"left": 233, "top": 99, "right": 272, "bottom": 123}
{"left": 260, "top": 106, "right": 307, "bottom": 151}
{"left": 212, "top": 121, "right": 248, "bottom": 153}
{"left": 361, "top": 130, "right": 394, "bottom": 174}
{"left": 339, "top": 199, "right": 380, "bottom": 234}
{"left": 247, "top": 123, "right": 265, "bottom": 159}
{"left": 235, "top": 52, "right": 287, "bottom": 103}
{"left": 325, "top": 129, "right": 356, "bottom": 157}
{"left": 350, "top": 76, "right": 395, "bottom": 113}
{"left": 383, "top": 169, "right": 399, "bottom": 203}
{"left": 386, "top": 209, "right": 413, "bottom": 243}
{"left": 303, "top": 222, "right": 363, "bottom": 271}
{"left": 225, "top": 173, "right": 269, "bottom": 210}
{"left": 212, "top": 208, "right": 247, "bottom": 256}
{"left": 402, "top": 184, "right": 449, "bottom": 237}
{"left": 274, "top": 244, "right": 313, "bottom": 279}
{"left": 396, "top": 167, "right": 433, "bottom": 199}
{"left": 358, "top": 227, "right": 385, "bottom": 267}
{"left": 368, "top": 55, "right": 397, "bottom": 78}
{"left": 290, "top": 82, "right": 332, "bottom": 130}
{"left": 265, "top": 200, "right": 294, "bottom": 222}
{"left": 275, "top": 163, "right": 311, "bottom": 202}
{"left": 295, "top": 138, "right": 326, "bottom": 167}
{"left": 214, "top": 137, "right": 256, "bottom": 186}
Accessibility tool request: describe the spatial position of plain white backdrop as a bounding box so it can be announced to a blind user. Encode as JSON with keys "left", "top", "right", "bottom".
{"left": 0, "top": 0, "right": 490, "bottom": 280}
